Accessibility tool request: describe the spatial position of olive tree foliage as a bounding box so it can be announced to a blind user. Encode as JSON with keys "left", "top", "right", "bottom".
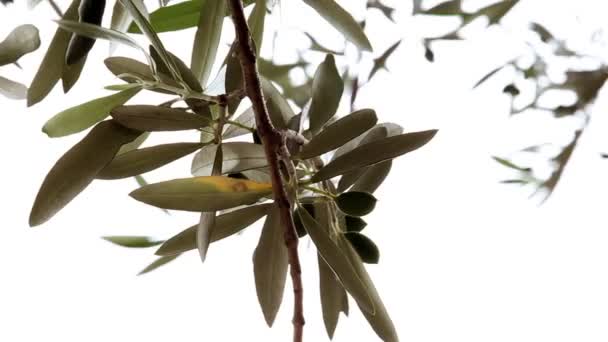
{"left": 0, "top": 0, "right": 441, "bottom": 341}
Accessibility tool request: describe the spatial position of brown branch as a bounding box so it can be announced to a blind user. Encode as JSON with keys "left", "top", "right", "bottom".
{"left": 227, "top": 1, "right": 305, "bottom": 341}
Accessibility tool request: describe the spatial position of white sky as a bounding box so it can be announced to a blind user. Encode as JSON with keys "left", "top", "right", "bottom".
{"left": 1, "top": 1, "right": 608, "bottom": 341}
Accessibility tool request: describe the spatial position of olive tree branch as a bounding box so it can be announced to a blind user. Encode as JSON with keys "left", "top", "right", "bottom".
{"left": 227, "top": 1, "right": 305, "bottom": 341}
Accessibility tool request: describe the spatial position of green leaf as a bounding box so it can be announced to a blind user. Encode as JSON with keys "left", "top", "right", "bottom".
{"left": 102, "top": 236, "right": 163, "bottom": 248}
{"left": 345, "top": 215, "right": 367, "bottom": 232}
{"left": 98, "top": 142, "right": 203, "bottom": 179}
{"left": 298, "top": 109, "right": 377, "bottom": 159}
{"left": 261, "top": 77, "right": 295, "bottom": 129}
{"left": 111, "top": 105, "right": 209, "bottom": 131}
{"left": 337, "top": 237, "right": 398, "bottom": 342}
{"left": 302, "top": 0, "right": 372, "bottom": 51}
{"left": 104, "top": 56, "right": 154, "bottom": 82}
{"left": 351, "top": 160, "right": 392, "bottom": 194}
{"left": 248, "top": 0, "right": 266, "bottom": 53}
{"left": 344, "top": 232, "right": 379, "bottom": 264}
{"left": 425, "top": 0, "right": 462, "bottom": 15}
{"left": 297, "top": 204, "right": 375, "bottom": 314}
{"left": 138, "top": 254, "right": 180, "bottom": 275}
{"left": 150, "top": 46, "right": 203, "bottom": 92}
{"left": 223, "top": 107, "right": 255, "bottom": 139}
{"left": 304, "top": 32, "right": 344, "bottom": 55}
{"left": 191, "top": 0, "right": 225, "bottom": 86}
{"left": 253, "top": 206, "right": 288, "bottom": 326}
{"left": 336, "top": 191, "right": 376, "bottom": 216}
{"left": 109, "top": 0, "right": 149, "bottom": 54}
{"left": 43, "top": 85, "right": 141, "bottom": 138}
{"left": 30, "top": 120, "right": 141, "bottom": 227}
{"left": 128, "top": 0, "right": 255, "bottom": 34}
{"left": 0, "top": 76, "right": 27, "bottom": 100}
{"left": 64, "top": 0, "right": 107, "bottom": 65}
{"left": 369, "top": 40, "right": 401, "bottom": 79}
{"left": 477, "top": 0, "right": 519, "bottom": 25}
{"left": 0, "top": 24, "right": 40, "bottom": 66}
{"left": 191, "top": 142, "right": 267, "bottom": 176}
{"left": 308, "top": 54, "right": 344, "bottom": 133}
{"left": 312, "top": 130, "right": 438, "bottom": 182}
{"left": 492, "top": 156, "right": 531, "bottom": 172}
{"left": 196, "top": 143, "right": 222, "bottom": 262}
{"left": 120, "top": 0, "right": 182, "bottom": 83}
{"left": 130, "top": 176, "right": 272, "bottom": 212}
{"left": 318, "top": 254, "right": 348, "bottom": 339}
{"left": 155, "top": 203, "right": 271, "bottom": 256}
{"left": 28, "top": 0, "right": 81, "bottom": 107}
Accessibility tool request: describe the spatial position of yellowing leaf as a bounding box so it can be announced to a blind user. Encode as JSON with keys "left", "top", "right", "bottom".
{"left": 130, "top": 176, "right": 272, "bottom": 212}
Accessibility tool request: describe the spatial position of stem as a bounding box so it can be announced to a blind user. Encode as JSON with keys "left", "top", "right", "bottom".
{"left": 227, "top": 1, "right": 305, "bottom": 341}
{"left": 47, "top": 0, "right": 63, "bottom": 18}
{"left": 225, "top": 120, "right": 255, "bottom": 133}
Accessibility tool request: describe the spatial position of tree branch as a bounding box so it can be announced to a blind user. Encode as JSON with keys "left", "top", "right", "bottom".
{"left": 227, "top": 1, "right": 305, "bottom": 341}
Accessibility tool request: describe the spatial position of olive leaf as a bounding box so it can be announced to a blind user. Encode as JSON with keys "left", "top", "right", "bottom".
{"left": 65, "top": 0, "right": 107, "bottom": 65}
{"left": 248, "top": 0, "right": 266, "bottom": 52}
{"left": 150, "top": 47, "right": 203, "bottom": 92}
{"left": 345, "top": 215, "right": 367, "bottom": 233}
{"left": 43, "top": 85, "right": 141, "bottom": 138}
{"left": 0, "top": 76, "right": 27, "bottom": 100}
{"left": 351, "top": 160, "right": 392, "bottom": 194}
{"left": 425, "top": 0, "right": 462, "bottom": 15}
{"left": 318, "top": 254, "right": 348, "bottom": 339}
{"left": 191, "top": 0, "right": 226, "bottom": 86}
{"left": 335, "top": 191, "right": 377, "bottom": 217}
{"left": 344, "top": 232, "right": 379, "bottom": 264}
{"left": 28, "top": 0, "right": 81, "bottom": 107}
{"left": 196, "top": 143, "right": 222, "bottom": 262}
{"left": 0, "top": 24, "right": 41, "bottom": 66}
{"left": 104, "top": 56, "right": 155, "bottom": 82}
{"left": 111, "top": 105, "right": 209, "bottom": 131}
{"left": 312, "top": 130, "right": 438, "bottom": 182}
{"left": 102, "top": 236, "right": 163, "bottom": 248}
{"left": 308, "top": 54, "right": 344, "bottom": 133}
{"left": 191, "top": 142, "right": 267, "bottom": 176}
{"left": 223, "top": 107, "right": 255, "bottom": 139}
{"left": 261, "top": 77, "right": 296, "bottom": 129}
{"left": 337, "top": 237, "right": 398, "bottom": 342}
{"left": 117, "top": 131, "right": 150, "bottom": 155}
{"left": 138, "top": 254, "right": 180, "bottom": 275}
{"left": 130, "top": 176, "right": 273, "bottom": 212}
{"left": 297, "top": 204, "right": 375, "bottom": 314}
{"left": 253, "top": 206, "right": 288, "bottom": 326}
{"left": 155, "top": 204, "right": 271, "bottom": 256}
{"left": 30, "top": 120, "right": 141, "bottom": 227}
{"left": 97, "top": 142, "right": 203, "bottom": 179}
{"left": 298, "top": 108, "right": 377, "bottom": 159}
{"left": 302, "top": 0, "right": 373, "bottom": 51}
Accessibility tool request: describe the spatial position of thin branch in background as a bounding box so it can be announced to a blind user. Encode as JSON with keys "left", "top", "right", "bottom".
{"left": 227, "top": 1, "right": 305, "bottom": 341}
{"left": 46, "top": 0, "right": 63, "bottom": 17}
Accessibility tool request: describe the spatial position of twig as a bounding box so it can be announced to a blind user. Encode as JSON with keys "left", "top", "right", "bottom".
{"left": 227, "top": 1, "right": 305, "bottom": 341}
{"left": 46, "top": 0, "right": 63, "bottom": 18}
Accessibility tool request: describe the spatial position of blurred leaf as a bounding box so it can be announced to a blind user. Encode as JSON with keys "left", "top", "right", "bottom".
{"left": 156, "top": 203, "right": 271, "bottom": 255}
{"left": 110, "top": 0, "right": 131, "bottom": 54}
{"left": 102, "top": 236, "right": 163, "bottom": 248}
{"left": 312, "top": 130, "right": 438, "bottom": 182}
{"left": 503, "top": 84, "right": 519, "bottom": 96}
{"left": 492, "top": 156, "right": 531, "bottom": 172}
{"left": 111, "top": 105, "right": 209, "bottom": 131}
{"left": 530, "top": 22, "right": 554, "bottom": 43}
{"left": 336, "top": 191, "right": 376, "bottom": 217}
{"left": 302, "top": 0, "right": 372, "bottom": 51}
{"left": 297, "top": 204, "right": 375, "bottom": 314}
{"left": 337, "top": 237, "right": 398, "bottom": 342}
{"left": 43, "top": 85, "right": 141, "bottom": 137}
{"left": 28, "top": 0, "right": 81, "bottom": 107}
{"left": 223, "top": 107, "right": 256, "bottom": 139}
{"left": 473, "top": 63, "right": 508, "bottom": 89}
{"left": 298, "top": 109, "right": 377, "bottom": 159}
{"left": 253, "top": 206, "right": 288, "bottom": 326}
{"left": 248, "top": 0, "right": 266, "bottom": 53}
{"left": 0, "top": 76, "right": 27, "bottom": 100}
{"left": 98, "top": 142, "right": 203, "bottom": 179}
{"left": 64, "top": 0, "right": 107, "bottom": 65}
{"left": 476, "top": 0, "right": 519, "bottom": 25}
{"left": 138, "top": 254, "right": 180, "bottom": 275}
{"left": 261, "top": 77, "right": 295, "bottom": 129}
{"left": 30, "top": 121, "right": 141, "bottom": 227}
{"left": 0, "top": 24, "right": 40, "bottom": 66}
{"left": 191, "top": 142, "right": 267, "bottom": 176}
{"left": 130, "top": 176, "right": 272, "bottom": 212}
{"left": 367, "top": 0, "right": 395, "bottom": 21}
{"left": 425, "top": 0, "right": 461, "bottom": 15}
{"left": 369, "top": 40, "right": 401, "bottom": 79}
{"left": 309, "top": 54, "right": 344, "bottom": 133}
{"left": 344, "top": 232, "right": 379, "bottom": 264}
{"left": 191, "top": 0, "right": 225, "bottom": 86}
{"left": 304, "top": 32, "right": 344, "bottom": 55}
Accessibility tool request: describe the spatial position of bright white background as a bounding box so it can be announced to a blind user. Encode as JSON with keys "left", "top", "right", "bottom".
{"left": 2, "top": 0, "right": 608, "bottom": 341}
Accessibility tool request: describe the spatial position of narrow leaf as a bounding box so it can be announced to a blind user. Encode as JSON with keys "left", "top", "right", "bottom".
{"left": 261, "top": 77, "right": 295, "bottom": 129}
{"left": 30, "top": 120, "right": 141, "bottom": 226}
{"left": 130, "top": 176, "right": 272, "bottom": 212}
{"left": 43, "top": 85, "right": 141, "bottom": 137}
{"left": 191, "top": 0, "right": 225, "bottom": 85}
{"left": 111, "top": 105, "right": 209, "bottom": 131}
{"left": 138, "top": 255, "right": 179, "bottom": 275}
{"left": 0, "top": 76, "right": 27, "bottom": 100}
{"left": 312, "top": 130, "right": 438, "bottom": 182}
{"left": 253, "top": 206, "right": 288, "bottom": 326}
{"left": 351, "top": 160, "right": 392, "bottom": 194}
{"left": 223, "top": 107, "right": 255, "bottom": 139}
{"left": 196, "top": 143, "right": 222, "bottom": 262}
{"left": 98, "top": 142, "right": 203, "bottom": 179}
{"left": 318, "top": 254, "right": 348, "bottom": 339}
{"left": 308, "top": 54, "right": 344, "bottom": 133}
{"left": 102, "top": 236, "right": 163, "bottom": 248}
{"left": 303, "top": 0, "right": 373, "bottom": 51}
{"left": 191, "top": 142, "right": 267, "bottom": 176}
{"left": 155, "top": 203, "right": 271, "bottom": 256}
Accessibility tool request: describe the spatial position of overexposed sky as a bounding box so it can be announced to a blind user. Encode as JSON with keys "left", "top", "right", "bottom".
{"left": 1, "top": 1, "right": 608, "bottom": 341}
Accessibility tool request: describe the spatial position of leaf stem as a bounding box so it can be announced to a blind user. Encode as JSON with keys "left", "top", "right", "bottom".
{"left": 227, "top": 1, "right": 305, "bottom": 341}
{"left": 47, "top": 0, "right": 63, "bottom": 18}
